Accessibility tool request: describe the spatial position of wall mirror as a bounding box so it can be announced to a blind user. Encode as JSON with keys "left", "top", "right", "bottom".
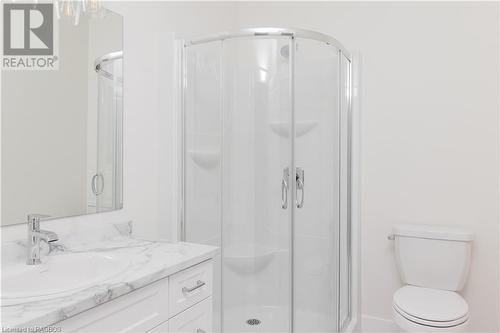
{"left": 1, "top": 6, "right": 123, "bottom": 226}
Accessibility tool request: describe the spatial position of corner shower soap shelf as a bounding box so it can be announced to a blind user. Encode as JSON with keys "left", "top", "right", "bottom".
{"left": 188, "top": 150, "right": 221, "bottom": 169}
{"left": 269, "top": 120, "right": 318, "bottom": 138}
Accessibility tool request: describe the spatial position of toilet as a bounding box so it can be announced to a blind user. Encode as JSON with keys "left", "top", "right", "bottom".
{"left": 391, "top": 224, "right": 474, "bottom": 332}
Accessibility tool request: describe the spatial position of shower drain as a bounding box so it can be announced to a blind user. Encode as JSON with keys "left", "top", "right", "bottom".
{"left": 246, "top": 318, "right": 261, "bottom": 326}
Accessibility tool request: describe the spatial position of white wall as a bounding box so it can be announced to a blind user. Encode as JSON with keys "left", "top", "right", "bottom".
{"left": 227, "top": 2, "right": 499, "bottom": 332}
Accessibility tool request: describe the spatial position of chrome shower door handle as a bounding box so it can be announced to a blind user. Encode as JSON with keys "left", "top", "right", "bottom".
{"left": 92, "top": 173, "right": 104, "bottom": 195}
{"left": 281, "top": 167, "right": 289, "bottom": 209}
{"left": 91, "top": 174, "right": 98, "bottom": 195}
{"left": 296, "top": 167, "right": 304, "bottom": 208}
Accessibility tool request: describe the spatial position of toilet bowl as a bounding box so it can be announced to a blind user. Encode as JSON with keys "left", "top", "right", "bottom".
{"left": 392, "top": 286, "right": 469, "bottom": 332}
{"left": 391, "top": 224, "right": 474, "bottom": 333}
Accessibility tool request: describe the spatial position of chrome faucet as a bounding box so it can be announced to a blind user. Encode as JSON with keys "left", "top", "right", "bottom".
{"left": 26, "top": 214, "right": 58, "bottom": 265}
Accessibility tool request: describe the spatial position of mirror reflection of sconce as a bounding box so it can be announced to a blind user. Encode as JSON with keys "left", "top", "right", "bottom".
{"left": 54, "top": 0, "right": 104, "bottom": 26}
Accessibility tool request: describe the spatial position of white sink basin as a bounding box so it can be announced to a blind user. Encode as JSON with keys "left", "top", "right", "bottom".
{"left": 1, "top": 252, "right": 129, "bottom": 303}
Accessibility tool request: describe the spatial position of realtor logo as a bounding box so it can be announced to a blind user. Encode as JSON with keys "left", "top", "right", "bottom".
{"left": 2, "top": 2, "right": 59, "bottom": 70}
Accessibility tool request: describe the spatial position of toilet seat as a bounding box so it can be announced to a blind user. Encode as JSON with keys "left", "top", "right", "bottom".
{"left": 394, "top": 303, "right": 468, "bottom": 327}
{"left": 393, "top": 286, "right": 469, "bottom": 328}
{"left": 393, "top": 306, "right": 470, "bottom": 332}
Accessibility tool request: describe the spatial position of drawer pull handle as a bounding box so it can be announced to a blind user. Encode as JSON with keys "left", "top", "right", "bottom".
{"left": 182, "top": 280, "right": 205, "bottom": 293}
{"left": 197, "top": 329, "right": 205, "bottom": 333}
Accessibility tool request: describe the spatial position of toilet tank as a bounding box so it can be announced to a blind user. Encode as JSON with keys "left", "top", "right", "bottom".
{"left": 393, "top": 224, "right": 474, "bottom": 291}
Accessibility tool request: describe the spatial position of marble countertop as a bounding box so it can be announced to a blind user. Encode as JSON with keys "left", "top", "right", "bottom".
{"left": 1, "top": 228, "right": 218, "bottom": 329}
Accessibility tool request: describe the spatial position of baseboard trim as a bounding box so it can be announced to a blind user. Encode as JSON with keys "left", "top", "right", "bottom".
{"left": 361, "top": 314, "right": 399, "bottom": 333}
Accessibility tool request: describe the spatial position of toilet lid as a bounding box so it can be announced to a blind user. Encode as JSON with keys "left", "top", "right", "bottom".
{"left": 393, "top": 286, "right": 469, "bottom": 323}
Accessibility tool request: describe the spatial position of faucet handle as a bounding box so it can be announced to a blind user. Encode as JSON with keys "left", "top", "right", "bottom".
{"left": 38, "top": 230, "right": 59, "bottom": 243}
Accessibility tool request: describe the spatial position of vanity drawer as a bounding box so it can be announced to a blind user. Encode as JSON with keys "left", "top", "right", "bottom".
{"left": 169, "top": 260, "right": 212, "bottom": 317}
{"left": 169, "top": 296, "right": 212, "bottom": 333}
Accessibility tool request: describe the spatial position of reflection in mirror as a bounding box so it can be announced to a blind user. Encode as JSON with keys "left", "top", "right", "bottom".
{"left": 1, "top": 8, "right": 123, "bottom": 226}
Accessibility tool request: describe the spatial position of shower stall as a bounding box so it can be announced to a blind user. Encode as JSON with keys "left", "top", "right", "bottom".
{"left": 179, "top": 28, "right": 352, "bottom": 332}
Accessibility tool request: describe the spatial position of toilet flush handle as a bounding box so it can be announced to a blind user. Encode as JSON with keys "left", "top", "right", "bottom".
{"left": 387, "top": 234, "right": 395, "bottom": 241}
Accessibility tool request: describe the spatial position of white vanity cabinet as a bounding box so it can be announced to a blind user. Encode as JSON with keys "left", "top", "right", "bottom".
{"left": 168, "top": 297, "right": 212, "bottom": 333}
{"left": 148, "top": 297, "right": 212, "bottom": 333}
{"left": 58, "top": 260, "right": 213, "bottom": 333}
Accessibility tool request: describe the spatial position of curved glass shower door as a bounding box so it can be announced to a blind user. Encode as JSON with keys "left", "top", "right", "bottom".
{"left": 221, "top": 37, "right": 292, "bottom": 333}
{"left": 183, "top": 36, "right": 293, "bottom": 333}
{"left": 293, "top": 38, "right": 340, "bottom": 332}
{"left": 182, "top": 28, "right": 351, "bottom": 333}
